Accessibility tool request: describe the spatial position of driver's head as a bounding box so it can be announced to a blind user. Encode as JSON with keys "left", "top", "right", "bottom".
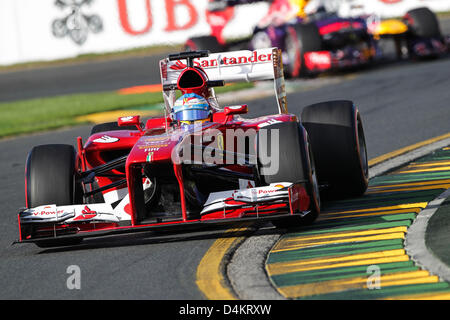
{"left": 172, "top": 93, "right": 212, "bottom": 125}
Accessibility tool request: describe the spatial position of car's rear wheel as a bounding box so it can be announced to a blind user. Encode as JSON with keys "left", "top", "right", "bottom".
{"left": 301, "top": 100, "right": 369, "bottom": 198}
{"left": 284, "top": 22, "right": 322, "bottom": 78}
{"left": 256, "top": 122, "right": 320, "bottom": 227}
{"left": 405, "top": 7, "right": 441, "bottom": 38}
{"left": 25, "top": 144, "right": 83, "bottom": 247}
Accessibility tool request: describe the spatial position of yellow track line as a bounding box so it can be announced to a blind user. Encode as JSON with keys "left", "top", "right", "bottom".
{"left": 368, "top": 179, "right": 450, "bottom": 191}
{"left": 396, "top": 166, "right": 450, "bottom": 174}
{"left": 275, "top": 226, "right": 407, "bottom": 245}
{"left": 319, "top": 207, "right": 417, "bottom": 217}
{"left": 403, "top": 160, "right": 450, "bottom": 168}
{"left": 366, "top": 184, "right": 450, "bottom": 194}
{"left": 385, "top": 291, "right": 450, "bottom": 300}
{"left": 318, "top": 208, "right": 418, "bottom": 221}
{"left": 270, "top": 231, "right": 405, "bottom": 254}
{"left": 368, "top": 132, "right": 450, "bottom": 167}
{"left": 268, "top": 254, "right": 410, "bottom": 276}
{"left": 318, "top": 212, "right": 415, "bottom": 221}
{"left": 196, "top": 225, "right": 249, "bottom": 300}
{"left": 324, "top": 202, "right": 428, "bottom": 215}
{"left": 268, "top": 249, "right": 406, "bottom": 274}
{"left": 278, "top": 271, "right": 438, "bottom": 298}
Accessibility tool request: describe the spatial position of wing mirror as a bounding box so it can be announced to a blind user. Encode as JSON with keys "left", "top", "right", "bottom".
{"left": 224, "top": 105, "right": 248, "bottom": 116}
{"left": 118, "top": 115, "right": 144, "bottom": 132}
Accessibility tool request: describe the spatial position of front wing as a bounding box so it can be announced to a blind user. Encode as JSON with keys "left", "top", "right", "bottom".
{"left": 16, "top": 182, "right": 312, "bottom": 245}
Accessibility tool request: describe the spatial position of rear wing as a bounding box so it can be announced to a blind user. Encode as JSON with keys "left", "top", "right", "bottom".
{"left": 159, "top": 47, "right": 288, "bottom": 114}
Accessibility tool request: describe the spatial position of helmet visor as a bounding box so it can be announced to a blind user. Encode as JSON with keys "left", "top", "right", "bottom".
{"left": 173, "top": 108, "right": 211, "bottom": 122}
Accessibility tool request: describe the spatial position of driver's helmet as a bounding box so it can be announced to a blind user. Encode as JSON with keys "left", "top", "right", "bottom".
{"left": 172, "top": 93, "right": 212, "bottom": 125}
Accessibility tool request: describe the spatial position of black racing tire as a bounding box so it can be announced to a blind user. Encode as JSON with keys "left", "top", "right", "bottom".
{"left": 184, "top": 36, "right": 224, "bottom": 53}
{"left": 301, "top": 100, "right": 369, "bottom": 198}
{"left": 26, "top": 144, "right": 78, "bottom": 207}
{"left": 25, "top": 144, "right": 83, "bottom": 248}
{"left": 405, "top": 7, "right": 441, "bottom": 38}
{"left": 284, "top": 22, "right": 322, "bottom": 78}
{"left": 256, "top": 121, "right": 320, "bottom": 227}
{"left": 90, "top": 121, "right": 136, "bottom": 135}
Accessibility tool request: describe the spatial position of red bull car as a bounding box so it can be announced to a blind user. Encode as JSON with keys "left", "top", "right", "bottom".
{"left": 186, "top": 1, "right": 449, "bottom": 77}
{"left": 17, "top": 48, "right": 368, "bottom": 248}
{"left": 187, "top": 0, "right": 378, "bottom": 77}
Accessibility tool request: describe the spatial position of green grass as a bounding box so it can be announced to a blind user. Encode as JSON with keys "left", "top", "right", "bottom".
{"left": 0, "top": 82, "right": 254, "bottom": 138}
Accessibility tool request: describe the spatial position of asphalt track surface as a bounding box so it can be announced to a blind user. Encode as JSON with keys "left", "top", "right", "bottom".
{"left": 0, "top": 53, "right": 167, "bottom": 103}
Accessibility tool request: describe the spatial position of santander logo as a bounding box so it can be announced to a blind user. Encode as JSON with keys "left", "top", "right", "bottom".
{"left": 169, "top": 51, "right": 273, "bottom": 70}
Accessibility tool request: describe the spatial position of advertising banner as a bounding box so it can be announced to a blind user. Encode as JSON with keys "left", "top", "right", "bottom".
{"left": 0, "top": 0, "right": 268, "bottom": 65}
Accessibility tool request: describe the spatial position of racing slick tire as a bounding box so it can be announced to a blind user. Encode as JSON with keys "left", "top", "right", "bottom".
{"left": 184, "top": 36, "right": 224, "bottom": 53}
{"left": 25, "top": 144, "right": 83, "bottom": 248}
{"left": 257, "top": 122, "right": 321, "bottom": 227}
{"left": 405, "top": 7, "right": 441, "bottom": 38}
{"left": 301, "top": 100, "right": 369, "bottom": 198}
{"left": 284, "top": 22, "right": 322, "bottom": 78}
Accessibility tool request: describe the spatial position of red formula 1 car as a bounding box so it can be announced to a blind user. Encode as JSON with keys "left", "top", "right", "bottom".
{"left": 17, "top": 48, "right": 368, "bottom": 248}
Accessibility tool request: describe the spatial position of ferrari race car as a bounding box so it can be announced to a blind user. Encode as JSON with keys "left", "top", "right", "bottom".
{"left": 17, "top": 48, "right": 368, "bottom": 248}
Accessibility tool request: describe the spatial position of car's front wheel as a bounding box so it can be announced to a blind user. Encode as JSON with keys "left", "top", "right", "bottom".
{"left": 301, "top": 100, "right": 369, "bottom": 198}
{"left": 256, "top": 121, "right": 320, "bottom": 228}
{"left": 25, "top": 144, "right": 83, "bottom": 248}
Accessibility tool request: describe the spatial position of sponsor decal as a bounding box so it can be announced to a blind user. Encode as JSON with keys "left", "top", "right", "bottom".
{"left": 138, "top": 144, "right": 168, "bottom": 150}
{"left": 379, "top": 0, "right": 402, "bottom": 3}
{"left": 257, "top": 184, "right": 285, "bottom": 195}
{"left": 143, "top": 137, "right": 170, "bottom": 142}
{"left": 233, "top": 184, "right": 289, "bottom": 201}
{"left": 142, "top": 147, "right": 161, "bottom": 152}
{"left": 32, "top": 206, "right": 63, "bottom": 216}
{"left": 258, "top": 119, "right": 282, "bottom": 128}
{"left": 118, "top": 0, "right": 198, "bottom": 35}
{"left": 169, "top": 50, "right": 273, "bottom": 70}
{"left": 93, "top": 135, "right": 119, "bottom": 143}
{"left": 52, "top": 0, "right": 103, "bottom": 45}
{"left": 73, "top": 205, "right": 97, "bottom": 221}
{"left": 120, "top": 116, "right": 134, "bottom": 122}
{"left": 304, "top": 51, "right": 332, "bottom": 70}
{"left": 20, "top": 205, "right": 75, "bottom": 223}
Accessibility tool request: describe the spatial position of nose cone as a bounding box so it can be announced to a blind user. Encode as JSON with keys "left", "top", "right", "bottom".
{"left": 127, "top": 134, "right": 178, "bottom": 166}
